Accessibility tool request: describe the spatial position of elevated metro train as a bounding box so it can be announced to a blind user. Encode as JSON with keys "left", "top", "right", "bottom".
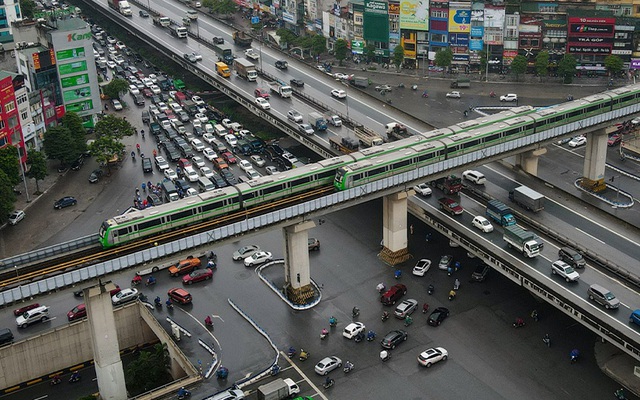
{"left": 99, "top": 84, "right": 640, "bottom": 248}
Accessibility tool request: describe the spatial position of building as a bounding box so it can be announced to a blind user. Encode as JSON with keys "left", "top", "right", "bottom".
{"left": 0, "top": 0, "right": 22, "bottom": 50}
{"left": 0, "top": 71, "right": 25, "bottom": 162}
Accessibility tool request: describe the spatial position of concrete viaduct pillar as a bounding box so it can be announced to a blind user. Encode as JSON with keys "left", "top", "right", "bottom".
{"left": 578, "top": 127, "right": 615, "bottom": 192}
{"left": 515, "top": 148, "right": 547, "bottom": 176}
{"left": 283, "top": 220, "right": 316, "bottom": 304}
{"left": 85, "top": 282, "right": 127, "bottom": 400}
{"left": 379, "top": 191, "right": 411, "bottom": 265}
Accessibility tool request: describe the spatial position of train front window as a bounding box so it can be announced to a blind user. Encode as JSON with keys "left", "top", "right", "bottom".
{"left": 335, "top": 168, "right": 346, "bottom": 184}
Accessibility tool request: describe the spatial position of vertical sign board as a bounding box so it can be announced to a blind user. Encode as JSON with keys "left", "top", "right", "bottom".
{"left": 399, "top": 0, "right": 429, "bottom": 31}
{"left": 363, "top": 0, "right": 389, "bottom": 43}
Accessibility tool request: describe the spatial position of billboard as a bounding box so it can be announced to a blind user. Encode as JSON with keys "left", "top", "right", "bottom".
{"left": 59, "top": 60, "right": 88, "bottom": 76}
{"left": 63, "top": 87, "right": 91, "bottom": 102}
{"left": 61, "top": 74, "right": 89, "bottom": 88}
{"left": 567, "top": 16, "right": 614, "bottom": 55}
{"left": 399, "top": 0, "right": 429, "bottom": 31}
{"left": 364, "top": 0, "right": 390, "bottom": 42}
{"left": 56, "top": 47, "right": 86, "bottom": 61}
{"left": 449, "top": 8, "right": 471, "bottom": 33}
{"left": 33, "top": 49, "right": 56, "bottom": 71}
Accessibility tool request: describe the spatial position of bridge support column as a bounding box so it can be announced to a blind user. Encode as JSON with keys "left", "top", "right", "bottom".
{"left": 515, "top": 148, "right": 547, "bottom": 176}
{"left": 379, "top": 191, "right": 411, "bottom": 266}
{"left": 578, "top": 127, "right": 614, "bottom": 192}
{"left": 86, "top": 282, "right": 127, "bottom": 400}
{"left": 283, "top": 220, "right": 316, "bottom": 305}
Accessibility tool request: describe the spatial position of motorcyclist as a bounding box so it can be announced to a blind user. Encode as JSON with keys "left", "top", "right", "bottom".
{"left": 404, "top": 315, "right": 413, "bottom": 326}
{"left": 154, "top": 296, "right": 161, "bottom": 305}
{"left": 287, "top": 346, "right": 296, "bottom": 357}
{"left": 70, "top": 371, "right": 80, "bottom": 381}
{"left": 448, "top": 289, "right": 456, "bottom": 300}
{"left": 515, "top": 317, "right": 525, "bottom": 327}
{"left": 352, "top": 306, "right": 359, "bottom": 317}
{"left": 570, "top": 348, "right": 580, "bottom": 363}
{"left": 489, "top": 91, "right": 496, "bottom": 97}
{"left": 299, "top": 349, "right": 308, "bottom": 360}
{"left": 376, "top": 282, "right": 386, "bottom": 293}
{"left": 205, "top": 315, "right": 213, "bottom": 326}
{"left": 531, "top": 309, "right": 539, "bottom": 322}
{"left": 207, "top": 260, "right": 216, "bottom": 269}
{"left": 422, "top": 303, "right": 429, "bottom": 313}
{"left": 345, "top": 360, "right": 354, "bottom": 370}
{"left": 136, "top": 143, "right": 140, "bottom": 153}
{"left": 394, "top": 269, "right": 402, "bottom": 279}
{"left": 615, "top": 388, "right": 626, "bottom": 399}
{"left": 131, "top": 275, "right": 142, "bottom": 285}
{"left": 454, "top": 278, "right": 460, "bottom": 290}
{"left": 321, "top": 328, "right": 329, "bottom": 336}
{"left": 380, "top": 350, "right": 390, "bottom": 361}
{"left": 325, "top": 376, "right": 334, "bottom": 386}
{"left": 51, "top": 373, "right": 62, "bottom": 384}
{"left": 140, "top": 129, "right": 145, "bottom": 138}
{"left": 543, "top": 333, "right": 550, "bottom": 347}
{"left": 382, "top": 311, "right": 389, "bottom": 321}
{"left": 329, "top": 316, "right": 337, "bottom": 326}
{"left": 177, "top": 386, "right": 190, "bottom": 397}
{"left": 428, "top": 284, "right": 434, "bottom": 294}
{"left": 166, "top": 298, "right": 173, "bottom": 308}
{"left": 146, "top": 275, "right": 156, "bottom": 285}
{"left": 366, "top": 330, "right": 376, "bottom": 340}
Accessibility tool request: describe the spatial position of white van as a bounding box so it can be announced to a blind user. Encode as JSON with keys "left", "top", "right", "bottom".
{"left": 197, "top": 176, "right": 215, "bottom": 192}
{"left": 214, "top": 124, "right": 228, "bottom": 137}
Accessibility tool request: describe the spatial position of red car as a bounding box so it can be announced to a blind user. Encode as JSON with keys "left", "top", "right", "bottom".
{"left": 254, "top": 88, "right": 270, "bottom": 99}
{"left": 222, "top": 151, "right": 237, "bottom": 164}
{"left": 438, "top": 197, "right": 464, "bottom": 216}
{"left": 142, "top": 88, "right": 153, "bottom": 98}
{"left": 182, "top": 268, "right": 214, "bottom": 285}
{"left": 381, "top": 283, "right": 407, "bottom": 306}
{"left": 67, "top": 304, "right": 87, "bottom": 321}
{"left": 13, "top": 303, "right": 40, "bottom": 316}
{"left": 168, "top": 288, "right": 193, "bottom": 304}
{"left": 607, "top": 133, "right": 622, "bottom": 146}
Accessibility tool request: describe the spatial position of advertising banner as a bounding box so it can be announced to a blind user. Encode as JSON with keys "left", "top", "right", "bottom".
{"left": 399, "top": 0, "right": 429, "bottom": 31}
{"left": 61, "top": 74, "right": 89, "bottom": 88}
{"left": 63, "top": 87, "right": 91, "bottom": 102}
{"left": 351, "top": 40, "right": 365, "bottom": 54}
{"left": 364, "top": 0, "right": 390, "bottom": 42}
{"left": 449, "top": 8, "right": 471, "bottom": 33}
{"left": 56, "top": 47, "right": 85, "bottom": 61}
{"left": 59, "top": 60, "right": 87, "bottom": 76}
{"left": 469, "top": 39, "right": 483, "bottom": 51}
{"left": 65, "top": 99, "right": 93, "bottom": 113}
{"left": 449, "top": 33, "right": 469, "bottom": 46}
{"left": 630, "top": 59, "right": 640, "bottom": 69}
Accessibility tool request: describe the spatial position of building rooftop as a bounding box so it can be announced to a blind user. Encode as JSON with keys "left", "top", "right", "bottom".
{"left": 0, "top": 70, "right": 20, "bottom": 80}
{"left": 53, "top": 17, "right": 88, "bottom": 31}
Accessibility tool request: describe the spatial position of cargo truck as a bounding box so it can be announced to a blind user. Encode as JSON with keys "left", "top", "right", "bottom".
{"left": 486, "top": 199, "right": 516, "bottom": 226}
{"left": 503, "top": 225, "right": 542, "bottom": 258}
{"left": 234, "top": 58, "right": 257, "bottom": 81}
{"left": 509, "top": 185, "right": 545, "bottom": 212}
{"left": 308, "top": 112, "right": 328, "bottom": 131}
{"left": 354, "top": 125, "right": 384, "bottom": 147}
{"left": 268, "top": 81, "right": 292, "bottom": 98}
{"left": 213, "top": 43, "right": 234, "bottom": 64}
{"left": 329, "top": 136, "right": 359, "bottom": 153}
{"left": 152, "top": 15, "right": 170, "bottom": 27}
{"left": 169, "top": 23, "right": 188, "bottom": 39}
{"left": 385, "top": 122, "right": 410, "bottom": 140}
{"left": 349, "top": 76, "right": 369, "bottom": 88}
{"left": 257, "top": 378, "right": 300, "bottom": 400}
{"left": 215, "top": 62, "right": 230, "bottom": 78}
{"left": 233, "top": 30, "right": 253, "bottom": 47}
{"left": 108, "top": 0, "right": 132, "bottom": 16}
{"left": 431, "top": 175, "right": 462, "bottom": 194}
{"left": 450, "top": 78, "right": 470, "bottom": 88}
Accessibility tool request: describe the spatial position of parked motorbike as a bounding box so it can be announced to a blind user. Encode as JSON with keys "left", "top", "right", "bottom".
{"left": 380, "top": 350, "right": 391, "bottom": 362}
{"left": 50, "top": 375, "right": 62, "bottom": 385}
{"left": 366, "top": 330, "right": 376, "bottom": 341}
{"left": 270, "top": 365, "right": 280, "bottom": 376}
{"left": 543, "top": 334, "right": 551, "bottom": 348}
{"left": 69, "top": 373, "right": 81, "bottom": 384}
{"left": 286, "top": 347, "right": 296, "bottom": 358}
{"left": 570, "top": 349, "right": 579, "bottom": 364}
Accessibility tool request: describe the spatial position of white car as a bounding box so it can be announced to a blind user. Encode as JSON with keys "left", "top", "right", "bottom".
{"left": 568, "top": 136, "right": 587, "bottom": 148}
{"left": 230, "top": 122, "right": 243, "bottom": 132}
{"left": 417, "top": 347, "right": 448, "bottom": 367}
{"left": 472, "top": 216, "right": 494, "bottom": 233}
{"left": 245, "top": 168, "right": 262, "bottom": 180}
{"left": 143, "top": 77, "right": 154, "bottom": 88}
{"left": 202, "top": 133, "right": 216, "bottom": 144}
{"left": 328, "top": 115, "right": 342, "bottom": 126}
{"left": 164, "top": 168, "right": 178, "bottom": 180}
{"left": 244, "top": 251, "right": 273, "bottom": 266}
{"left": 551, "top": 260, "right": 580, "bottom": 282}
{"left": 266, "top": 166, "right": 279, "bottom": 175}
{"left": 287, "top": 109, "right": 303, "bottom": 123}
{"left": 413, "top": 183, "right": 432, "bottom": 196}
{"left": 244, "top": 48, "right": 259, "bottom": 60}
{"left": 250, "top": 155, "right": 266, "bottom": 167}
{"left": 298, "top": 123, "right": 314, "bottom": 135}
{"left": 221, "top": 118, "right": 233, "bottom": 129}
{"left": 225, "top": 134, "right": 238, "bottom": 147}
{"left": 500, "top": 93, "right": 518, "bottom": 102}
{"left": 412, "top": 259, "right": 432, "bottom": 276}
{"left": 192, "top": 119, "right": 202, "bottom": 129}
{"left": 195, "top": 113, "right": 208, "bottom": 124}
{"left": 203, "top": 148, "right": 217, "bottom": 161}
{"left": 8, "top": 210, "right": 25, "bottom": 225}
{"left": 282, "top": 153, "right": 298, "bottom": 164}
{"left": 157, "top": 102, "right": 169, "bottom": 112}
{"left": 191, "top": 155, "right": 205, "bottom": 168}
{"left": 255, "top": 97, "right": 271, "bottom": 110}
{"left": 200, "top": 166, "right": 214, "bottom": 179}
{"left": 150, "top": 85, "right": 162, "bottom": 95}
{"left": 239, "top": 159, "right": 253, "bottom": 173}
{"left": 129, "top": 85, "right": 140, "bottom": 95}
{"left": 192, "top": 52, "right": 203, "bottom": 61}
{"left": 342, "top": 322, "right": 365, "bottom": 339}
{"left": 185, "top": 168, "right": 199, "bottom": 182}
{"left": 192, "top": 95, "right": 205, "bottom": 105}
{"left": 331, "top": 89, "right": 347, "bottom": 99}
{"left": 155, "top": 156, "right": 169, "bottom": 170}
{"left": 169, "top": 102, "right": 183, "bottom": 113}
{"left": 191, "top": 138, "right": 205, "bottom": 152}
{"left": 106, "top": 60, "right": 117, "bottom": 69}
{"left": 111, "top": 99, "right": 123, "bottom": 111}
{"left": 334, "top": 73, "right": 350, "bottom": 80}
{"left": 462, "top": 170, "right": 486, "bottom": 185}
{"left": 446, "top": 91, "right": 461, "bottom": 98}
{"left": 111, "top": 288, "right": 139, "bottom": 305}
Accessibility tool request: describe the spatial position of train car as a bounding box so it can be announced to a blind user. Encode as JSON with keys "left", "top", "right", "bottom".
{"left": 99, "top": 187, "right": 241, "bottom": 247}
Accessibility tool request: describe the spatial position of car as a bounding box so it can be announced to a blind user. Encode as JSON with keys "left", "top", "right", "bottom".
{"left": 462, "top": 170, "right": 486, "bottom": 185}
{"left": 428, "top": 307, "right": 450, "bottom": 326}
{"left": 199, "top": 166, "right": 214, "bottom": 179}
{"left": 142, "top": 88, "right": 153, "bottom": 98}
{"left": 192, "top": 95, "right": 205, "bottom": 105}
{"left": 111, "top": 99, "right": 123, "bottom": 110}
{"left": 471, "top": 263, "right": 490, "bottom": 282}
{"left": 111, "top": 288, "right": 139, "bottom": 305}
{"left": 16, "top": 305, "right": 50, "bottom": 328}
{"left": 88, "top": 169, "right": 103, "bottom": 183}
{"left": 282, "top": 153, "right": 298, "bottom": 164}
{"left": 191, "top": 138, "right": 205, "bottom": 152}
{"left": 245, "top": 168, "right": 262, "bottom": 180}
{"left": 413, "top": 183, "right": 432, "bottom": 196}
{"left": 255, "top": 97, "right": 271, "bottom": 110}
{"left": 244, "top": 251, "right": 273, "bottom": 266}
{"left": 438, "top": 197, "right": 463, "bottom": 215}
{"left": 446, "top": 91, "right": 461, "bottom": 98}
{"left": 190, "top": 155, "right": 205, "bottom": 168}
{"left": 164, "top": 169, "right": 178, "bottom": 181}
{"left": 500, "top": 93, "right": 518, "bottom": 102}
{"left": 250, "top": 155, "right": 266, "bottom": 167}
{"left": 232, "top": 245, "right": 261, "bottom": 261}
{"left": 342, "top": 322, "right": 365, "bottom": 339}
{"left": 472, "top": 216, "right": 494, "bottom": 233}
{"left": 67, "top": 304, "right": 87, "bottom": 321}
{"left": 375, "top": 84, "right": 392, "bottom": 92}
{"left": 298, "top": 123, "right": 314, "bottom": 135}
{"left": 129, "top": 84, "right": 140, "bottom": 95}
{"left": 334, "top": 73, "right": 351, "bottom": 80}
{"left": 106, "top": 60, "right": 117, "bottom": 69}
{"left": 13, "top": 303, "right": 40, "bottom": 316}
{"left": 150, "top": 85, "right": 161, "bottom": 95}
{"left": 139, "top": 9, "right": 149, "bottom": 17}
{"left": 314, "top": 356, "right": 342, "bottom": 375}
{"left": 141, "top": 157, "right": 153, "bottom": 173}
{"left": 381, "top": 283, "right": 407, "bottom": 306}
{"left": 331, "top": 89, "right": 346, "bottom": 99}
{"left": 202, "top": 133, "right": 216, "bottom": 144}
{"left": 412, "top": 259, "right": 432, "bottom": 276}
{"left": 155, "top": 156, "right": 169, "bottom": 170}
{"left": 221, "top": 119, "right": 233, "bottom": 129}
{"left": 380, "top": 329, "right": 408, "bottom": 349}
{"left": 328, "top": 115, "right": 342, "bottom": 126}
{"left": 239, "top": 159, "right": 253, "bottom": 173}
{"left": 551, "top": 260, "right": 580, "bottom": 282}
{"left": 290, "top": 78, "right": 304, "bottom": 87}
{"left": 54, "top": 196, "right": 77, "bottom": 209}
{"left": 607, "top": 133, "right": 622, "bottom": 146}
{"left": 438, "top": 254, "right": 453, "bottom": 270}
{"left": 630, "top": 310, "right": 640, "bottom": 327}
{"left": 556, "top": 136, "right": 574, "bottom": 145}
{"left": 8, "top": 210, "right": 25, "bottom": 225}
{"left": 202, "top": 148, "right": 216, "bottom": 161}
{"left": 224, "top": 134, "right": 238, "bottom": 147}
{"left": 308, "top": 237, "right": 320, "bottom": 251}
{"left": 213, "top": 36, "right": 224, "bottom": 44}
{"left": 191, "top": 52, "right": 203, "bottom": 61}
{"left": 394, "top": 299, "right": 418, "bottom": 318}
{"left": 568, "top": 136, "right": 587, "bottom": 148}
{"left": 195, "top": 113, "right": 208, "bottom": 124}
{"left": 287, "top": 109, "right": 303, "bottom": 123}
{"left": 265, "top": 166, "right": 279, "bottom": 175}
{"left": 275, "top": 60, "right": 288, "bottom": 70}
{"left": 244, "top": 48, "right": 259, "bottom": 60}
{"left": 167, "top": 287, "right": 193, "bottom": 304}
{"left": 254, "top": 88, "right": 270, "bottom": 99}
{"left": 417, "top": 347, "right": 448, "bottom": 367}
{"left": 115, "top": 41, "right": 126, "bottom": 50}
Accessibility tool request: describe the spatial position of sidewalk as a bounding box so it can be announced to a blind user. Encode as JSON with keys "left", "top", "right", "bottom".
{"left": 11, "top": 161, "right": 61, "bottom": 216}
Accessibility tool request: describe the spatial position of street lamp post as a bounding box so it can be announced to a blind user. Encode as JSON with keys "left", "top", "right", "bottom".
{"left": 15, "top": 145, "right": 30, "bottom": 203}
{"left": 485, "top": 15, "right": 493, "bottom": 83}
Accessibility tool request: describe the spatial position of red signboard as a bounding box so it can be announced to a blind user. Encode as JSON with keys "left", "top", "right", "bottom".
{"left": 567, "top": 16, "right": 614, "bottom": 54}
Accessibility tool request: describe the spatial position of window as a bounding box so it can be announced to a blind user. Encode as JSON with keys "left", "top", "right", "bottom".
{"left": 21, "top": 111, "right": 28, "bottom": 120}
{"left": 5, "top": 101, "right": 15, "bottom": 113}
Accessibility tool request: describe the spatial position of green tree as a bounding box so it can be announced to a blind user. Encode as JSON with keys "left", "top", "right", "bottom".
{"left": 20, "top": 0, "right": 36, "bottom": 19}
{"left": 434, "top": 48, "right": 453, "bottom": 76}
{"left": 0, "top": 170, "right": 16, "bottom": 224}
{"left": 392, "top": 45, "right": 404, "bottom": 70}
{"left": 558, "top": 53, "right": 577, "bottom": 84}
{"left": 94, "top": 115, "right": 136, "bottom": 139}
{"left": 311, "top": 35, "right": 326, "bottom": 57}
{"left": 0, "top": 147, "right": 21, "bottom": 187}
{"left": 275, "top": 28, "right": 298, "bottom": 48}
{"left": 62, "top": 112, "right": 87, "bottom": 155}
{"left": 102, "top": 78, "right": 129, "bottom": 100}
{"left": 89, "top": 135, "right": 125, "bottom": 172}
{"left": 535, "top": 51, "right": 549, "bottom": 81}
{"left": 510, "top": 55, "right": 528, "bottom": 80}
{"left": 365, "top": 44, "right": 376, "bottom": 62}
{"left": 604, "top": 55, "right": 623, "bottom": 77}
{"left": 125, "top": 343, "right": 172, "bottom": 396}
{"left": 43, "top": 126, "right": 77, "bottom": 167}
{"left": 479, "top": 49, "right": 487, "bottom": 75}
{"left": 334, "top": 39, "right": 348, "bottom": 63}
{"left": 26, "top": 150, "right": 48, "bottom": 194}
{"left": 209, "top": 0, "right": 237, "bottom": 16}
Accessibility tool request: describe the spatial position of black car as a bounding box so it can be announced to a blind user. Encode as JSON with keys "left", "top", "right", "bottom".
{"left": 428, "top": 307, "right": 450, "bottom": 326}
{"left": 290, "top": 78, "right": 304, "bottom": 87}
{"left": 70, "top": 156, "right": 84, "bottom": 171}
{"left": 141, "top": 157, "right": 153, "bottom": 173}
{"left": 380, "top": 330, "right": 408, "bottom": 349}
{"left": 141, "top": 110, "right": 150, "bottom": 124}
{"left": 471, "top": 263, "right": 490, "bottom": 282}
{"left": 54, "top": 196, "right": 77, "bottom": 209}
{"left": 133, "top": 94, "right": 145, "bottom": 106}
{"left": 193, "top": 126, "right": 204, "bottom": 137}
{"left": 138, "top": 9, "right": 149, "bottom": 17}
{"left": 213, "top": 36, "right": 224, "bottom": 44}
{"left": 220, "top": 168, "right": 237, "bottom": 185}
{"left": 88, "top": 169, "right": 103, "bottom": 183}
{"left": 174, "top": 179, "right": 191, "bottom": 193}
{"left": 275, "top": 60, "right": 288, "bottom": 70}
{"left": 146, "top": 193, "right": 163, "bottom": 206}
{"left": 210, "top": 172, "right": 227, "bottom": 188}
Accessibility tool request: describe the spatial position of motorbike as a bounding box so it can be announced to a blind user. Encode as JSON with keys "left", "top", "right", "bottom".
{"left": 428, "top": 284, "right": 434, "bottom": 295}
{"left": 287, "top": 347, "right": 297, "bottom": 358}
{"left": 381, "top": 312, "right": 389, "bottom": 322}
{"left": 543, "top": 334, "right": 551, "bottom": 348}
{"left": 489, "top": 91, "right": 496, "bottom": 98}
{"left": 352, "top": 307, "right": 360, "bottom": 318}
{"left": 376, "top": 283, "right": 386, "bottom": 293}
{"left": 513, "top": 319, "right": 526, "bottom": 328}
{"left": 394, "top": 269, "right": 402, "bottom": 279}
{"left": 299, "top": 349, "right": 309, "bottom": 361}
{"left": 453, "top": 279, "right": 460, "bottom": 290}
{"left": 145, "top": 277, "right": 156, "bottom": 286}
{"left": 343, "top": 362, "right": 354, "bottom": 373}
{"left": 139, "top": 293, "right": 148, "bottom": 302}
{"left": 570, "top": 349, "right": 579, "bottom": 364}
{"left": 329, "top": 317, "right": 337, "bottom": 327}
{"left": 380, "top": 351, "right": 391, "bottom": 362}
{"left": 411, "top": 84, "right": 418, "bottom": 90}
{"left": 50, "top": 376, "right": 62, "bottom": 385}
{"left": 397, "top": 83, "right": 405, "bottom": 88}
{"left": 422, "top": 91, "right": 429, "bottom": 98}
{"left": 448, "top": 291, "right": 456, "bottom": 301}
{"left": 422, "top": 304, "right": 430, "bottom": 314}
{"left": 614, "top": 389, "right": 627, "bottom": 400}
{"left": 166, "top": 299, "right": 174, "bottom": 310}
{"left": 320, "top": 329, "right": 329, "bottom": 340}
{"left": 354, "top": 332, "right": 365, "bottom": 343}
{"left": 270, "top": 365, "right": 280, "bottom": 376}
{"left": 154, "top": 297, "right": 162, "bottom": 309}
{"left": 177, "top": 388, "right": 191, "bottom": 399}
{"left": 404, "top": 316, "right": 413, "bottom": 327}
{"left": 205, "top": 316, "right": 213, "bottom": 328}
{"left": 131, "top": 152, "right": 136, "bottom": 161}
{"left": 366, "top": 330, "right": 376, "bottom": 341}
{"left": 322, "top": 378, "right": 335, "bottom": 389}
{"left": 69, "top": 373, "right": 81, "bottom": 383}
{"left": 131, "top": 276, "right": 142, "bottom": 286}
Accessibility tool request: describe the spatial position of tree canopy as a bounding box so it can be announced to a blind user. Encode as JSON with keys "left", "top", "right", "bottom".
{"left": 102, "top": 78, "right": 129, "bottom": 100}
{"left": 334, "top": 39, "right": 348, "bottom": 62}
{"left": 20, "top": 0, "right": 36, "bottom": 19}
{"left": 0, "top": 170, "right": 16, "bottom": 224}
{"left": 26, "top": 150, "right": 48, "bottom": 194}
{"left": 392, "top": 45, "right": 404, "bottom": 70}
{"left": 311, "top": 35, "right": 326, "bottom": 57}
{"left": 558, "top": 54, "right": 577, "bottom": 84}
{"left": 94, "top": 115, "right": 136, "bottom": 139}
{"left": 125, "top": 343, "right": 172, "bottom": 395}
{"left": 204, "top": 0, "right": 237, "bottom": 15}
{"left": 604, "top": 55, "right": 623, "bottom": 76}
{"left": 510, "top": 55, "right": 528, "bottom": 79}
{"left": 535, "top": 51, "right": 549, "bottom": 81}
{"left": 0, "top": 146, "right": 21, "bottom": 187}
{"left": 434, "top": 48, "right": 453, "bottom": 75}
{"left": 43, "top": 126, "right": 79, "bottom": 166}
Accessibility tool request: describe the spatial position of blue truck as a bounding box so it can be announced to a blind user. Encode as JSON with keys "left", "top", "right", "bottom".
{"left": 486, "top": 199, "right": 516, "bottom": 226}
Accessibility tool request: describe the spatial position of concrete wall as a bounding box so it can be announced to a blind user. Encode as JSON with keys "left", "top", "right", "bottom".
{"left": 0, "top": 303, "right": 156, "bottom": 389}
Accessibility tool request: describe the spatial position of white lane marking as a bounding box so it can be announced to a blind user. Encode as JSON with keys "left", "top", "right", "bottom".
{"left": 281, "top": 351, "right": 328, "bottom": 400}
{"left": 575, "top": 228, "right": 605, "bottom": 244}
